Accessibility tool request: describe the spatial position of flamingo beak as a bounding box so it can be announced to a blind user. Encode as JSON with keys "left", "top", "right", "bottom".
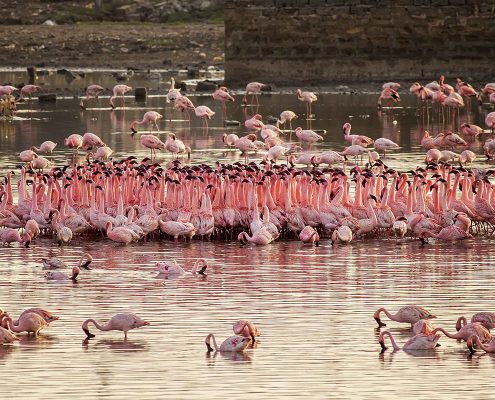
{"left": 83, "top": 328, "right": 96, "bottom": 339}
{"left": 374, "top": 317, "right": 386, "bottom": 327}
{"left": 143, "top": 321, "right": 151, "bottom": 326}
{"left": 205, "top": 341, "right": 214, "bottom": 352}
{"left": 50, "top": 315, "right": 60, "bottom": 321}
{"left": 379, "top": 341, "right": 387, "bottom": 352}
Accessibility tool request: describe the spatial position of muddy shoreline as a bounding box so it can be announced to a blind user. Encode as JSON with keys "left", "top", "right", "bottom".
{"left": 0, "top": 23, "right": 224, "bottom": 71}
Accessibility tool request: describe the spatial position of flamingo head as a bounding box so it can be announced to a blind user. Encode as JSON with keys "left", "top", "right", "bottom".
{"left": 71, "top": 266, "right": 80, "bottom": 281}
{"left": 134, "top": 317, "right": 150, "bottom": 328}
{"left": 342, "top": 122, "right": 351, "bottom": 135}
{"left": 23, "top": 232, "right": 32, "bottom": 248}
{"left": 373, "top": 309, "right": 387, "bottom": 327}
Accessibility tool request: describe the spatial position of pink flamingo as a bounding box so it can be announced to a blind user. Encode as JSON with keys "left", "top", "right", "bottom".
{"left": 299, "top": 225, "right": 320, "bottom": 245}
{"left": 374, "top": 305, "right": 435, "bottom": 328}
{"left": 343, "top": 123, "right": 373, "bottom": 146}
{"left": 109, "top": 84, "right": 132, "bottom": 108}
{"left": 0, "top": 326, "right": 19, "bottom": 344}
{"left": 3, "top": 312, "right": 48, "bottom": 335}
{"left": 44, "top": 266, "right": 80, "bottom": 282}
{"left": 0, "top": 228, "right": 30, "bottom": 247}
{"left": 64, "top": 133, "right": 84, "bottom": 158}
{"left": 245, "top": 114, "right": 264, "bottom": 132}
{"left": 431, "top": 322, "right": 492, "bottom": 343}
{"left": 467, "top": 335, "right": 495, "bottom": 354}
{"left": 82, "top": 132, "right": 105, "bottom": 150}
{"left": 382, "top": 82, "right": 400, "bottom": 90}
{"left": 205, "top": 333, "right": 250, "bottom": 352}
{"left": 105, "top": 221, "right": 139, "bottom": 244}
{"left": 130, "top": 111, "right": 163, "bottom": 134}
{"left": 485, "top": 112, "right": 495, "bottom": 135}
{"left": 19, "top": 84, "right": 41, "bottom": 100}
{"left": 82, "top": 313, "right": 150, "bottom": 340}
{"left": 233, "top": 320, "right": 260, "bottom": 342}
{"left": 80, "top": 84, "right": 105, "bottom": 109}
{"left": 139, "top": 134, "right": 166, "bottom": 160}
{"left": 379, "top": 330, "right": 441, "bottom": 351}
{"left": 374, "top": 138, "right": 399, "bottom": 156}
{"left": 19, "top": 149, "right": 38, "bottom": 163}
{"left": 212, "top": 86, "right": 234, "bottom": 115}
{"left": 156, "top": 258, "right": 208, "bottom": 275}
{"left": 194, "top": 105, "right": 215, "bottom": 129}
{"left": 278, "top": 110, "right": 297, "bottom": 130}
{"left": 460, "top": 123, "right": 483, "bottom": 137}
{"left": 0, "top": 85, "right": 18, "bottom": 96}
{"left": 377, "top": 87, "right": 400, "bottom": 108}
{"left": 295, "top": 127, "right": 323, "bottom": 144}
{"left": 456, "top": 313, "right": 495, "bottom": 331}
{"left": 242, "top": 82, "right": 267, "bottom": 105}
{"left": 297, "top": 88, "right": 317, "bottom": 118}
{"left": 31, "top": 140, "right": 57, "bottom": 154}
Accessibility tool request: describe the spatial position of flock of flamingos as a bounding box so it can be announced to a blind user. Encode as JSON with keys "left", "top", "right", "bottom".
{"left": 1, "top": 76, "right": 495, "bottom": 354}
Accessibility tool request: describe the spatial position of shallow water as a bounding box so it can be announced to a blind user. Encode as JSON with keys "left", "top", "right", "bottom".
{"left": 1, "top": 81, "right": 495, "bottom": 399}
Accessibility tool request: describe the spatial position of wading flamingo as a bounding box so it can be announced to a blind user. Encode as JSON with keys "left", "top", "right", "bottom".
{"left": 299, "top": 225, "right": 320, "bottom": 245}
{"left": 0, "top": 326, "right": 19, "bottom": 344}
{"left": 130, "top": 111, "right": 163, "bottom": 134}
{"left": 40, "top": 253, "right": 93, "bottom": 270}
{"left": 431, "top": 323, "right": 492, "bottom": 343}
{"left": 3, "top": 312, "right": 48, "bottom": 335}
{"left": 456, "top": 313, "right": 495, "bottom": 331}
{"left": 194, "top": 105, "right": 215, "bottom": 129}
{"left": 233, "top": 320, "right": 260, "bottom": 342}
{"left": 205, "top": 333, "right": 251, "bottom": 352}
{"left": 82, "top": 313, "right": 150, "bottom": 340}
{"left": 374, "top": 305, "right": 436, "bottom": 328}
{"left": 156, "top": 258, "right": 208, "bottom": 275}
{"left": 44, "top": 266, "right": 80, "bottom": 282}
{"left": 331, "top": 226, "right": 353, "bottom": 245}
{"left": 20, "top": 84, "right": 41, "bottom": 100}
{"left": 278, "top": 110, "right": 297, "bottom": 130}
{"left": 31, "top": 141, "right": 57, "bottom": 154}
{"left": 139, "top": 134, "right": 166, "bottom": 160}
{"left": 80, "top": 84, "right": 105, "bottom": 110}
{"left": 466, "top": 335, "right": 495, "bottom": 354}
{"left": 297, "top": 89, "right": 317, "bottom": 117}
{"left": 110, "top": 84, "right": 132, "bottom": 109}
{"left": 379, "top": 330, "right": 441, "bottom": 352}
{"left": 242, "top": 82, "right": 267, "bottom": 105}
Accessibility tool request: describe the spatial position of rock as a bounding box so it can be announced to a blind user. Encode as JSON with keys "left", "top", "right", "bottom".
{"left": 38, "top": 94, "right": 57, "bottom": 102}
{"left": 195, "top": 80, "right": 217, "bottom": 92}
{"left": 27, "top": 67, "right": 37, "bottom": 84}
{"left": 266, "top": 115, "right": 279, "bottom": 124}
{"left": 224, "top": 120, "right": 241, "bottom": 127}
{"left": 187, "top": 65, "right": 200, "bottom": 78}
{"left": 174, "top": 80, "right": 187, "bottom": 92}
{"left": 42, "top": 20, "right": 56, "bottom": 26}
{"left": 135, "top": 87, "right": 147, "bottom": 101}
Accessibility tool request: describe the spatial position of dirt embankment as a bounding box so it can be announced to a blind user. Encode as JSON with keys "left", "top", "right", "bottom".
{"left": 0, "top": 1, "right": 224, "bottom": 70}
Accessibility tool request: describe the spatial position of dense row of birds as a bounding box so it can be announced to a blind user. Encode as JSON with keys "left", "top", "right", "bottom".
{"left": 2, "top": 76, "right": 495, "bottom": 247}
{"left": 3, "top": 301, "right": 495, "bottom": 356}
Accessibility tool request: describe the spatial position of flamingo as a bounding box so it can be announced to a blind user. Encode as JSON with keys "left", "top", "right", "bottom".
{"left": 486, "top": 112, "right": 495, "bottom": 135}
{"left": 0, "top": 326, "right": 19, "bottom": 344}
{"left": 87, "top": 146, "right": 113, "bottom": 161}
{"left": 82, "top": 132, "right": 105, "bottom": 151}
{"left": 233, "top": 320, "right": 260, "bottom": 342}
{"left": 30, "top": 141, "right": 57, "bottom": 154}
{"left": 64, "top": 134, "right": 84, "bottom": 158}
{"left": 205, "top": 333, "right": 251, "bottom": 352}
{"left": 374, "top": 138, "right": 399, "bottom": 156}
{"left": 343, "top": 123, "right": 373, "bottom": 147}
{"left": 80, "top": 84, "right": 105, "bottom": 110}
{"left": 392, "top": 217, "right": 408, "bottom": 239}
{"left": 194, "top": 105, "right": 215, "bottom": 129}
{"left": 374, "top": 305, "right": 435, "bottom": 328}
{"left": 466, "top": 335, "right": 495, "bottom": 354}
{"left": 130, "top": 111, "right": 163, "bottom": 134}
{"left": 377, "top": 87, "right": 400, "bottom": 108}
{"left": 331, "top": 225, "right": 353, "bottom": 245}
{"left": 238, "top": 226, "right": 274, "bottom": 245}
{"left": 19, "top": 149, "right": 37, "bottom": 163}
{"left": 44, "top": 266, "right": 80, "bottom": 282}
{"left": 278, "top": 110, "right": 297, "bottom": 130}
{"left": 459, "top": 150, "right": 476, "bottom": 166}
{"left": 382, "top": 82, "right": 400, "bottom": 90}
{"left": 166, "top": 77, "right": 181, "bottom": 103}
{"left": 139, "top": 134, "right": 166, "bottom": 160}
{"left": 165, "top": 133, "right": 191, "bottom": 159}
{"left": 297, "top": 88, "right": 317, "bottom": 117}
{"left": 242, "top": 82, "right": 267, "bottom": 105}
{"left": 106, "top": 221, "right": 139, "bottom": 244}
{"left": 82, "top": 313, "right": 150, "bottom": 340}
{"left": 40, "top": 253, "right": 93, "bottom": 270}
{"left": 158, "top": 216, "right": 196, "bottom": 242}
{"left": 456, "top": 313, "right": 495, "bottom": 331}
{"left": 0, "top": 85, "right": 18, "bottom": 96}
{"left": 17, "top": 308, "right": 60, "bottom": 325}
{"left": 245, "top": 114, "right": 264, "bottom": 132}
{"left": 109, "top": 84, "right": 132, "bottom": 108}
{"left": 431, "top": 323, "right": 492, "bottom": 343}
{"left": 156, "top": 258, "right": 208, "bottom": 275}
{"left": 2, "top": 312, "right": 48, "bottom": 335}
{"left": 379, "top": 330, "right": 441, "bottom": 351}
{"left": 299, "top": 225, "right": 320, "bottom": 245}
{"left": 19, "top": 84, "right": 41, "bottom": 100}
{"left": 0, "top": 228, "right": 30, "bottom": 247}
{"left": 212, "top": 86, "right": 234, "bottom": 113}
{"left": 222, "top": 133, "right": 239, "bottom": 149}
{"left": 295, "top": 127, "right": 323, "bottom": 144}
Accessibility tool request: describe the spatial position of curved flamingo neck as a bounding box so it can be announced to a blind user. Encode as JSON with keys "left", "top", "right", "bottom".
{"left": 206, "top": 333, "right": 219, "bottom": 351}
{"left": 432, "top": 327, "right": 459, "bottom": 339}
{"left": 83, "top": 318, "right": 111, "bottom": 332}
{"left": 382, "top": 331, "right": 400, "bottom": 351}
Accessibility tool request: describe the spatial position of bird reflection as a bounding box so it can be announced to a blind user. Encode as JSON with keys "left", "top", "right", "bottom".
{"left": 205, "top": 350, "right": 253, "bottom": 365}
{"left": 0, "top": 344, "right": 17, "bottom": 361}
{"left": 82, "top": 338, "right": 149, "bottom": 352}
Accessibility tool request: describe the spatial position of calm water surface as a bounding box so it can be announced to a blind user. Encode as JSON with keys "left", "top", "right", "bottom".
{"left": 1, "top": 72, "right": 495, "bottom": 399}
